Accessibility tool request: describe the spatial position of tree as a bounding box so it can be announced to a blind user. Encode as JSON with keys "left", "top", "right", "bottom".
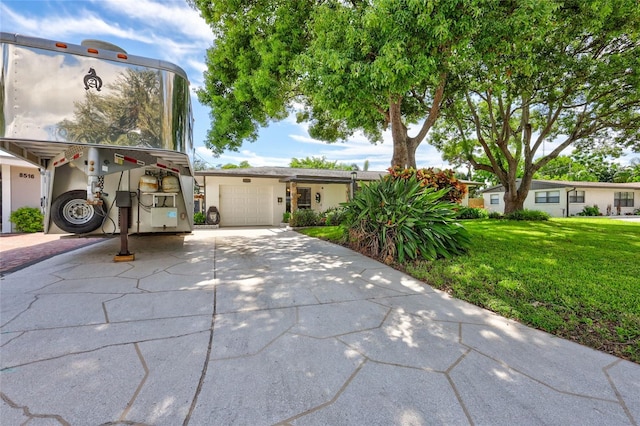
{"left": 59, "top": 69, "right": 162, "bottom": 147}
{"left": 192, "top": 157, "right": 211, "bottom": 171}
{"left": 289, "top": 156, "right": 356, "bottom": 170}
{"left": 191, "top": 0, "right": 481, "bottom": 167}
{"left": 220, "top": 161, "right": 251, "bottom": 169}
{"left": 431, "top": 0, "right": 640, "bottom": 213}
{"left": 534, "top": 155, "right": 597, "bottom": 182}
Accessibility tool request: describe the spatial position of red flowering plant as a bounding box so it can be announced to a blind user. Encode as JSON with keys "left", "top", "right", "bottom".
{"left": 387, "top": 166, "right": 467, "bottom": 204}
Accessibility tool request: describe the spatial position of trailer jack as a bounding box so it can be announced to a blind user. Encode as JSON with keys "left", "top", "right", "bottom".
{"left": 113, "top": 191, "right": 135, "bottom": 262}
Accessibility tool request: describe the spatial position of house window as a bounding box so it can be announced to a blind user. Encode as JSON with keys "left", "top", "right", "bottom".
{"left": 297, "top": 187, "right": 312, "bottom": 208}
{"left": 535, "top": 191, "right": 560, "bottom": 204}
{"left": 568, "top": 190, "right": 585, "bottom": 203}
{"left": 490, "top": 194, "right": 500, "bottom": 205}
{"left": 614, "top": 192, "right": 634, "bottom": 207}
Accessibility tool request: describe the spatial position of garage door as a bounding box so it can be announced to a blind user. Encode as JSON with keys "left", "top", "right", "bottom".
{"left": 219, "top": 185, "right": 273, "bottom": 226}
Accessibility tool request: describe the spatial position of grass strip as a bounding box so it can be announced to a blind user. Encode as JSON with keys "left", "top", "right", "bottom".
{"left": 298, "top": 218, "right": 640, "bottom": 363}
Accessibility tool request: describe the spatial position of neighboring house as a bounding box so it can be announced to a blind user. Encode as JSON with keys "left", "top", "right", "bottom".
{"left": 1, "top": 153, "right": 42, "bottom": 233}
{"left": 482, "top": 179, "right": 640, "bottom": 217}
{"left": 196, "top": 167, "right": 480, "bottom": 227}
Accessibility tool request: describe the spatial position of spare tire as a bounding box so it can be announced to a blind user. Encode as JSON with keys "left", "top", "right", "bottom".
{"left": 206, "top": 206, "right": 220, "bottom": 225}
{"left": 51, "top": 190, "right": 106, "bottom": 234}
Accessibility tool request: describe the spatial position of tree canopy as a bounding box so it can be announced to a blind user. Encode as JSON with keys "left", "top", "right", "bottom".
{"left": 431, "top": 0, "right": 640, "bottom": 212}
{"left": 289, "top": 156, "right": 357, "bottom": 170}
{"left": 191, "top": 0, "right": 481, "bottom": 167}
{"left": 192, "top": 0, "right": 640, "bottom": 213}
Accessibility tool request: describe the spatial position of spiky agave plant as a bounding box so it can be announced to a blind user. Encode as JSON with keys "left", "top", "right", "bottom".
{"left": 342, "top": 174, "right": 470, "bottom": 263}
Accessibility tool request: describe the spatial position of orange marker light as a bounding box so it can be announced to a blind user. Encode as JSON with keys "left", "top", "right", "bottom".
{"left": 117, "top": 53, "right": 128, "bottom": 59}
{"left": 55, "top": 42, "right": 67, "bottom": 48}
{"left": 87, "top": 48, "right": 99, "bottom": 54}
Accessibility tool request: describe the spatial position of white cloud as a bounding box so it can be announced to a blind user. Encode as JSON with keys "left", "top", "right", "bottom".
{"left": 195, "top": 146, "right": 290, "bottom": 168}
{"left": 94, "top": 0, "right": 212, "bottom": 44}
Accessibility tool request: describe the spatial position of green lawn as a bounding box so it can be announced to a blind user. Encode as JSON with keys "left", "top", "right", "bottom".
{"left": 298, "top": 218, "right": 640, "bottom": 363}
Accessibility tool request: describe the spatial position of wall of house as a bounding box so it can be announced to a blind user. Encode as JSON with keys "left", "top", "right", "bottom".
{"left": 304, "top": 183, "right": 349, "bottom": 213}
{"left": 201, "top": 176, "right": 286, "bottom": 226}
{"left": 2, "top": 160, "right": 42, "bottom": 233}
{"left": 568, "top": 188, "right": 639, "bottom": 216}
{"left": 484, "top": 187, "right": 640, "bottom": 217}
{"left": 483, "top": 190, "right": 569, "bottom": 216}
{"left": 522, "top": 191, "right": 566, "bottom": 217}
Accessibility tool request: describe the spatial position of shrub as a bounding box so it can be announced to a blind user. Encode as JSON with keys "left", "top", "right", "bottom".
{"left": 322, "top": 207, "right": 347, "bottom": 226}
{"left": 290, "top": 209, "right": 319, "bottom": 227}
{"left": 343, "top": 174, "right": 471, "bottom": 263}
{"left": 488, "top": 211, "right": 503, "bottom": 219}
{"left": 282, "top": 211, "right": 291, "bottom": 223}
{"left": 456, "top": 207, "right": 489, "bottom": 219}
{"left": 577, "top": 205, "right": 600, "bottom": 217}
{"left": 504, "top": 209, "right": 550, "bottom": 221}
{"left": 387, "top": 166, "right": 468, "bottom": 204}
{"left": 9, "top": 207, "right": 44, "bottom": 233}
{"left": 193, "top": 211, "right": 206, "bottom": 225}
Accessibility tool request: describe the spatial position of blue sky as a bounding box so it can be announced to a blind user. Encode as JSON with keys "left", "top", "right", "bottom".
{"left": 1, "top": 0, "right": 452, "bottom": 171}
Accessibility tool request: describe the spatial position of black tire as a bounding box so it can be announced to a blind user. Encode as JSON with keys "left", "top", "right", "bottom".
{"left": 51, "top": 190, "right": 106, "bottom": 234}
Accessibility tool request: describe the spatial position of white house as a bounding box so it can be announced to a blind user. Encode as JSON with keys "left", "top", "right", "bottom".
{"left": 482, "top": 179, "right": 640, "bottom": 217}
{"left": 196, "top": 167, "right": 480, "bottom": 227}
{"left": 1, "top": 153, "right": 42, "bottom": 233}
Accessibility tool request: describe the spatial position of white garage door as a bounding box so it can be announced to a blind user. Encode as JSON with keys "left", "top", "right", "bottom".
{"left": 219, "top": 185, "right": 273, "bottom": 226}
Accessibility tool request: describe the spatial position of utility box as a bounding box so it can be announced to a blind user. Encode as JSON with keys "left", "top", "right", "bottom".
{"left": 151, "top": 207, "right": 178, "bottom": 227}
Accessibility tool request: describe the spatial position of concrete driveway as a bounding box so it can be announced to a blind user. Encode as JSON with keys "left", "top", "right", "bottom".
{"left": 1, "top": 228, "right": 638, "bottom": 425}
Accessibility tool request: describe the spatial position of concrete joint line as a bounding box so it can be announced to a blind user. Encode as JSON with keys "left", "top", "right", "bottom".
{"left": 0, "top": 331, "right": 25, "bottom": 347}
{"left": 0, "top": 295, "right": 40, "bottom": 329}
{"left": 118, "top": 343, "right": 150, "bottom": 423}
{"left": 276, "top": 358, "right": 370, "bottom": 424}
{"left": 102, "top": 294, "right": 128, "bottom": 324}
{"left": 445, "top": 348, "right": 475, "bottom": 424}
{"left": 1, "top": 391, "right": 70, "bottom": 425}
{"left": 25, "top": 277, "right": 64, "bottom": 293}
{"left": 1, "top": 330, "right": 210, "bottom": 371}
{"left": 183, "top": 238, "right": 218, "bottom": 426}
{"left": 458, "top": 344, "right": 620, "bottom": 404}
{"left": 603, "top": 359, "right": 638, "bottom": 425}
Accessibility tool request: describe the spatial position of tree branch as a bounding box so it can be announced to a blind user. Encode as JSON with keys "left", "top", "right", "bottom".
{"left": 413, "top": 73, "right": 447, "bottom": 143}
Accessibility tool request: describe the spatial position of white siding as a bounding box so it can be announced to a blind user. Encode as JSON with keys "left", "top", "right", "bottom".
{"left": 305, "top": 183, "right": 349, "bottom": 213}
{"left": 1, "top": 159, "right": 41, "bottom": 233}
{"left": 483, "top": 186, "right": 640, "bottom": 217}
{"left": 568, "top": 188, "right": 638, "bottom": 216}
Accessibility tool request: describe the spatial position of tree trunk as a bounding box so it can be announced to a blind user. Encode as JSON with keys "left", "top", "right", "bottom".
{"left": 502, "top": 174, "right": 532, "bottom": 214}
{"left": 503, "top": 192, "right": 526, "bottom": 214}
{"left": 390, "top": 97, "right": 414, "bottom": 168}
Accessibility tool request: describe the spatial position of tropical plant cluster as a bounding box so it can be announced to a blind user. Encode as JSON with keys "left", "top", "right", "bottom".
{"left": 342, "top": 171, "right": 470, "bottom": 263}
{"left": 9, "top": 207, "right": 44, "bottom": 233}
{"left": 577, "top": 205, "right": 601, "bottom": 217}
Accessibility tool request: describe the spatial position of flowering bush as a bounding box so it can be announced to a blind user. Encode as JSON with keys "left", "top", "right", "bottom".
{"left": 387, "top": 166, "right": 467, "bottom": 204}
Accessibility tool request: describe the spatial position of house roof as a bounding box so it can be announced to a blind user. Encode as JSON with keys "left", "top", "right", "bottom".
{"left": 196, "top": 167, "right": 483, "bottom": 186}
{"left": 482, "top": 179, "right": 640, "bottom": 193}
{"left": 195, "top": 167, "right": 385, "bottom": 183}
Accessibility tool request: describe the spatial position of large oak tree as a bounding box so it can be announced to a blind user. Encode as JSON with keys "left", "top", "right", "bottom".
{"left": 431, "top": 0, "right": 640, "bottom": 213}
{"left": 190, "top": 0, "right": 481, "bottom": 168}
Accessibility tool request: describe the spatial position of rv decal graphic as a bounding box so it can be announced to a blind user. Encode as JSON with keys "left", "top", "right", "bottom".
{"left": 83, "top": 68, "right": 103, "bottom": 91}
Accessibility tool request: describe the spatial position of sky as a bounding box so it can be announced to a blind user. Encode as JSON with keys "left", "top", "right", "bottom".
{"left": 0, "top": 0, "right": 453, "bottom": 172}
